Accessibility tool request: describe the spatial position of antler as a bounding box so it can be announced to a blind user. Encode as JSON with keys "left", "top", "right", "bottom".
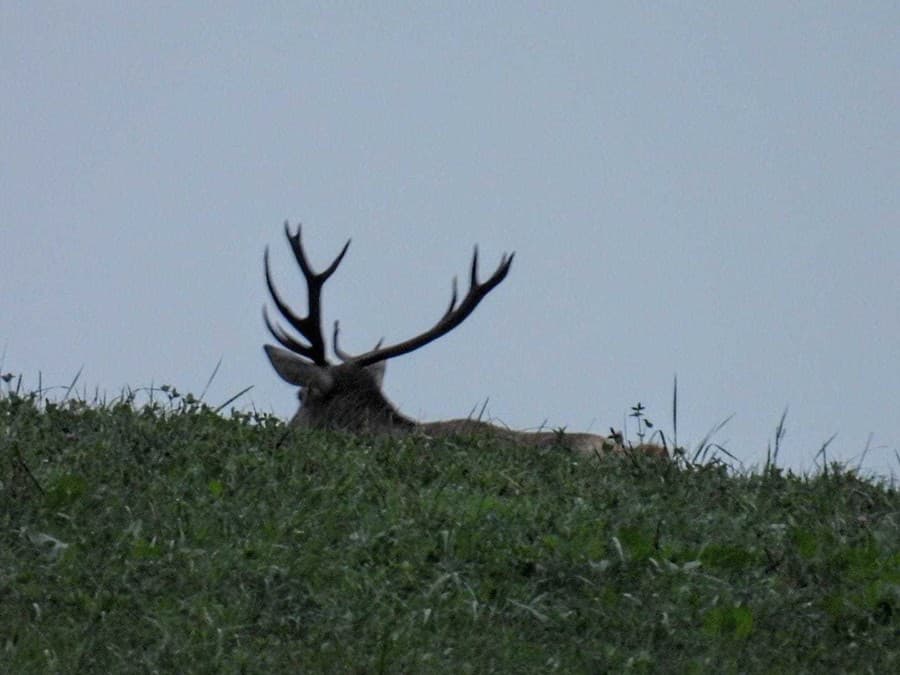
{"left": 332, "top": 321, "right": 384, "bottom": 363}
{"left": 337, "top": 246, "right": 515, "bottom": 368}
{"left": 263, "top": 222, "right": 350, "bottom": 366}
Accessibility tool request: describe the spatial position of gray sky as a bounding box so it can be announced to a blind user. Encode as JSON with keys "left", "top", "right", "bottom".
{"left": 3, "top": 3, "right": 897, "bottom": 477}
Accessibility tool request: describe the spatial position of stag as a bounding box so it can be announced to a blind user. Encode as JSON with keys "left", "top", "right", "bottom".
{"left": 263, "top": 223, "right": 665, "bottom": 458}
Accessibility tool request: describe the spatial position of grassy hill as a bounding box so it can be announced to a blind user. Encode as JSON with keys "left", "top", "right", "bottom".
{"left": 2, "top": 387, "right": 898, "bottom": 673}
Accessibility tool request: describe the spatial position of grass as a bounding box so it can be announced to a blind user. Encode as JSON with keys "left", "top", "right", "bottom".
{"left": 2, "top": 383, "right": 899, "bottom": 673}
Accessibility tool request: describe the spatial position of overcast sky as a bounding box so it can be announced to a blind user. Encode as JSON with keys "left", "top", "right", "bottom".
{"left": 2, "top": 3, "right": 897, "bottom": 477}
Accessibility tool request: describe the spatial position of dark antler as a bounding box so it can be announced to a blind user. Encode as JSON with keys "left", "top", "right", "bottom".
{"left": 264, "top": 222, "right": 350, "bottom": 366}
{"left": 338, "top": 246, "right": 515, "bottom": 368}
{"left": 332, "top": 321, "right": 384, "bottom": 363}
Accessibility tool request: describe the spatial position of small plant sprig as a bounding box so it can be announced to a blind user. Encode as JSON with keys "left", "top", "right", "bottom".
{"left": 629, "top": 401, "right": 654, "bottom": 445}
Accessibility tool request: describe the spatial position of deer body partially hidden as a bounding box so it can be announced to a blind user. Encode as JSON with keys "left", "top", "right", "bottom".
{"left": 264, "top": 224, "right": 665, "bottom": 459}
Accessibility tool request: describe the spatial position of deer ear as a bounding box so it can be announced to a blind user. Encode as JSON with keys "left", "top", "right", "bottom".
{"left": 364, "top": 359, "right": 386, "bottom": 387}
{"left": 264, "top": 345, "right": 334, "bottom": 390}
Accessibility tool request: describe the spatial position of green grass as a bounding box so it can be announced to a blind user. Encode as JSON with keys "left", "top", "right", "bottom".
{"left": 2, "top": 387, "right": 898, "bottom": 673}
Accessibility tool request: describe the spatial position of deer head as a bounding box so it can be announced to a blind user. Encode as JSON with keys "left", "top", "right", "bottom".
{"left": 263, "top": 223, "right": 514, "bottom": 432}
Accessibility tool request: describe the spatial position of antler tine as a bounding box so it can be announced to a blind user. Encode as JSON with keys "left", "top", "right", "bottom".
{"left": 351, "top": 247, "right": 515, "bottom": 368}
{"left": 333, "top": 320, "right": 385, "bottom": 362}
{"left": 263, "top": 222, "right": 351, "bottom": 366}
{"left": 263, "top": 305, "right": 318, "bottom": 356}
{"left": 285, "top": 222, "right": 350, "bottom": 284}
{"left": 264, "top": 248, "right": 311, "bottom": 342}
{"left": 443, "top": 277, "right": 459, "bottom": 318}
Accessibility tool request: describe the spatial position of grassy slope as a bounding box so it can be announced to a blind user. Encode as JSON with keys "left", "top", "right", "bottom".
{"left": 2, "top": 392, "right": 898, "bottom": 674}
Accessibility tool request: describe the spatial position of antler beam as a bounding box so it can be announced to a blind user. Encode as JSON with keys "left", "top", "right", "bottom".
{"left": 343, "top": 246, "right": 515, "bottom": 368}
